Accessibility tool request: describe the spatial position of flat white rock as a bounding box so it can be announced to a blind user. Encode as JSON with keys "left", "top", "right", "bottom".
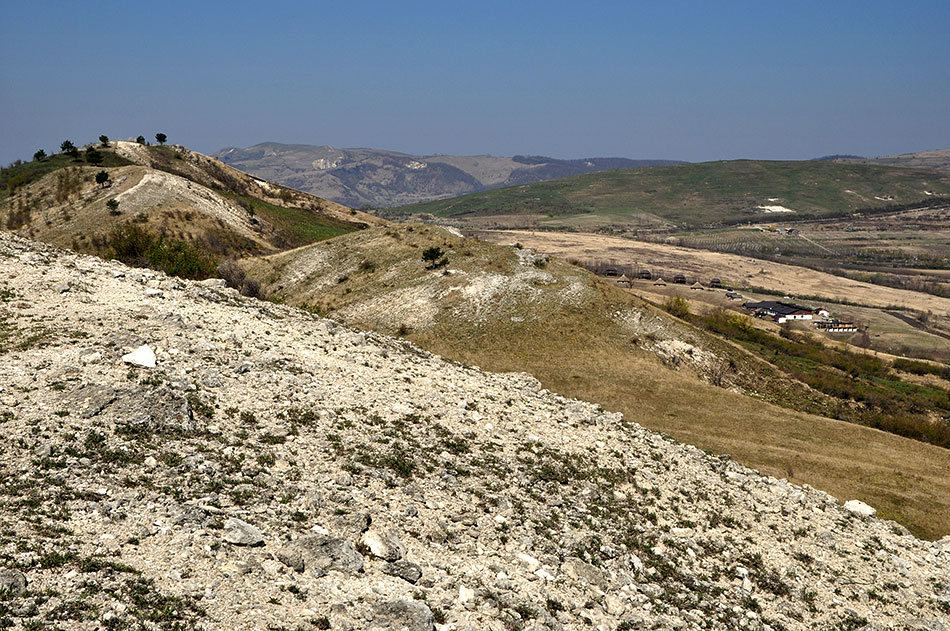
{"left": 121, "top": 345, "right": 156, "bottom": 368}
{"left": 844, "top": 499, "right": 876, "bottom": 518}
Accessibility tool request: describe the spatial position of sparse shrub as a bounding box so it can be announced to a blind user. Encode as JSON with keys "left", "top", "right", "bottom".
{"left": 107, "top": 224, "right": 218, "bottom": 280}
{"left": 95, "top": 170, "right": 110, "bottom": 188}
{"left": 33, "top": 149, "right": 46, "bottom": 162}
{"left": 663, "top": 295, "right": 690, "bottom": 318}
{"left": 217, "top": 259, "right": 264, "bottom": 298}
{"left": 106, "top": 199, "right": 120, "bottom": 215}
{"left": 85, "top": 147, "right": 104, "bottom": 165}
{"left": 136, "top": 135, "right": 146, "bottom": 144}
{"left": 99, "top": 135, "right": 109, "bottom": 146}
{"left": 422, "top": 246, "right": 448, "bottom": 269}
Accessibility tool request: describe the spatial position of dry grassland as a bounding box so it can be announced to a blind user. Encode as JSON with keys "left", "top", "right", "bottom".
{"left": 479, "top": 230, "right": 950, "bottom": 315}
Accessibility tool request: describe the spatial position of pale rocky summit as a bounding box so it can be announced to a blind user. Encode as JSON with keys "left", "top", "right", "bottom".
{"left": 0, "top": 230, "right": 948, "bottom": 630}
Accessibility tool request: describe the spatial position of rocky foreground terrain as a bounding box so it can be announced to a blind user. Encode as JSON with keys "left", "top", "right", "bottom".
{"left": 0, "top": 231, "right": 948, "bottom": 631}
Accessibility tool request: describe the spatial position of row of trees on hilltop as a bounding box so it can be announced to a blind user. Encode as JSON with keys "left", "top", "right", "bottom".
{"left": 27, "top": 133, "right": 169, "bottom": 165}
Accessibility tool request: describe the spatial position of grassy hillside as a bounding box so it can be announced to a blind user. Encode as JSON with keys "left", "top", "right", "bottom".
{"left": 0, "top": 141, "right": 370, "bottom": 268}
{"left": 386, "top": 160, "right": 950, "bottom": 228}
{"left": 241, "top": 224, "right": 950, "bottom": 538}
{"left": 1, "top": 150, "right": 133, "bottom": 198}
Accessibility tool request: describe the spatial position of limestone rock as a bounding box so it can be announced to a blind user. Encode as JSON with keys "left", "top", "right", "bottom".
{"left": 0, "top": 569, "right": 27, "bottom": 595}
{"left": 276, "top": 535, "right": 364, "bottom": 577}
{"left": 844, "top": 500, "right": 877, "bottom": 518}
{"left": 371, "top": 599, "right": 434, "bottom": 631}
{"left": 382, "top": 560, "right": 422, "bottom": 584}
{"left": 122, "top": 344, "right": 156, "bottom": 368}
{"left": 223, "top": 518, "right": 264, "bottom": 546}
{"left": 361, "top": 530, "right": 405, "bottom": 561}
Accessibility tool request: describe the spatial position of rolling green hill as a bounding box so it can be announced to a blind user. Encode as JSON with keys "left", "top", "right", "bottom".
{"left": 385, "top": 159, "right": 950, "bottom": 228}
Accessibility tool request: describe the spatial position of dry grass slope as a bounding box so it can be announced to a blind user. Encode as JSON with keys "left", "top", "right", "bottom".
{"left": 243, "top": 224, "right": 950, "bottom": 538}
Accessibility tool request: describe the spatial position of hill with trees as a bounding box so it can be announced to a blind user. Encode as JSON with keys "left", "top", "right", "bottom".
{"left": 0, "top": 137, "right": 380, "bottom": 281}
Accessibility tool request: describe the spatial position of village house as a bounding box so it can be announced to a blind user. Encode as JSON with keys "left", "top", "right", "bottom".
{"left": 742, "top": 300, "right": 817, "bottom": 323}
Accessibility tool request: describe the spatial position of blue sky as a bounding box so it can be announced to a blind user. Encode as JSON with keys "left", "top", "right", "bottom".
{"left": 2, "top": 1, "right": 948, "bottom": 164}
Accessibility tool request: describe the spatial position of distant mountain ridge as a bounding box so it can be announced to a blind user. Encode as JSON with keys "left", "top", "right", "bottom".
{"left": 214, "top": 142, "right": 684, "bottom": 207}
{"left": 841, "top": 149, "right": 950, "bottom": 170}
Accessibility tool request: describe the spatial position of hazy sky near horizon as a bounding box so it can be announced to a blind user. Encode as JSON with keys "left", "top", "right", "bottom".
{"left": 2, "top": 1, "right": 948, "bottom": 164}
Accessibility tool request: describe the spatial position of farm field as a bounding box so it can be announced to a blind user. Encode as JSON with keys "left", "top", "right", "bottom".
{"left": 476, "top": 229, "right": 950, "bottom": 361}
{"left": 630, "top": 282, "right": 950, "bottom": 360}
{"left": 649, "top": 205, "right": 950, "bottom": 298}
{"left": 478, "top": 230, "right": 950, "bottom": 313}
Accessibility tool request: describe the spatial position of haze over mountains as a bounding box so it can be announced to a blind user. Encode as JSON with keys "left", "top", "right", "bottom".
{"left": 214, "top": 142, "right": 683, "bottom": 208}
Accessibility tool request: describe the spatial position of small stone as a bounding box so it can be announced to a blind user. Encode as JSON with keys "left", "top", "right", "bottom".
{"left": 844, "top": 500, "right": 876, "bottom": 518}
{"left": 361, "top": 530, "right": 405, "bottom": 561}
{"left": 458, "top": 585, "right": 475, "bottom": 604}
{"left": 122, "top": 345, "right": 156, "bottom": 368}
{"left": 144, "top": 456, "right": 158, "bottom": 468}
{"left": 382, "top": 560, "right": 423, "bottom": 584}
{"left": 0, "top": 569, "right": 27, "bottom": 595}
{"left": 222, "top": 518, "right": 264, "bottom": 546}
{"left": 372, "top": 599, "right": 433, "bottom": 631}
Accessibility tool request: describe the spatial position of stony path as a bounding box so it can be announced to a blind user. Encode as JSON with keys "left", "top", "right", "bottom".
{"left": 0, "top": 231, "right": 947, "bottom": 631}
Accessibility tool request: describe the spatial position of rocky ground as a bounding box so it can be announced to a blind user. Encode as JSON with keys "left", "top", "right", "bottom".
{"left": 0, "top": 230, "right": 948, "bottom": 631}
